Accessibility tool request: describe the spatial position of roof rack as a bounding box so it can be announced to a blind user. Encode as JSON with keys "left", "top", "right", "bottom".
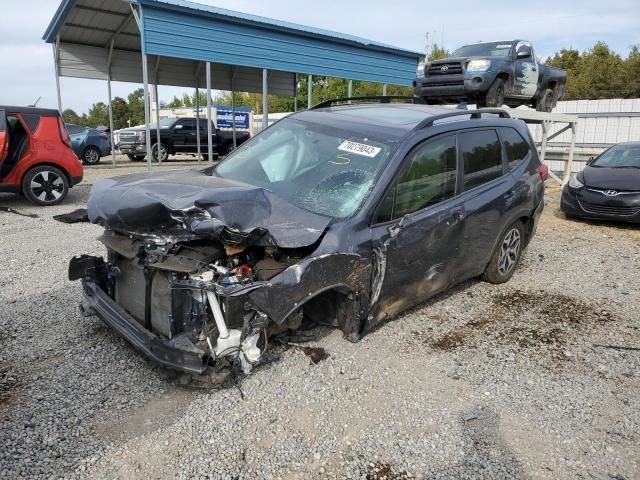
{"left": 414, "top": 108, "right": 511, "bottom": 130}
{"left": 311, "top": 96, "right": 425, "bottom": 110}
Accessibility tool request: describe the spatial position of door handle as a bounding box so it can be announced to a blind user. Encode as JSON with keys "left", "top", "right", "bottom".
{"left": 447, "top": 209, "right": 464, "bottom": 226}
{"left": 388, "top": 224, "right": 401, "bottom": 237}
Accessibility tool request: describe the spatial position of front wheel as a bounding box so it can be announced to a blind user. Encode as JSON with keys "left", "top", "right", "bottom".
{"left": 535, "top": 89, "right": 556, "bottom": 112}
{"left": 482, "top": 220, "right": 525, "bottom": 284}
{"left": 81, "top": 146, "right": 101, "bottom": 165}
{"left": 151, "top": 143, "right": 169, "bottom": 162}
{"left": 22, "top": 165, "right": 69, "bottom": 206}
{"left": 479, "top": 78, "right": 505, "bottom": 108}
{"left": 224, "top": 143, "right": 236, "bottom": 156}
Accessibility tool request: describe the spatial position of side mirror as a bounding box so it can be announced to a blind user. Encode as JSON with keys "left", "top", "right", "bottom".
{"left": 517, "top": 47, "right": 531, "bottom": 59}
{"left": 586, "top": 156, "right": 595, "bottom": 166}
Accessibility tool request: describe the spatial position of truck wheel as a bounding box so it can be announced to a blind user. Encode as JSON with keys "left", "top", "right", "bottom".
{"left": 22, "top": 165, "right": 69, "bottom": 206}
{"left": 483, "top": 78, "right": 505, "bottom": 108}
{"left": 225, "top": 143, "right": 235, "bottom": 156}
{"left": 127, "top": 154, "right": 145, "bottom": 162}
{"left": 535, "top": 89, "right": 556, "bottom": 112}
{"left": 151, "top": 143, "right": 169, "bottom": 162}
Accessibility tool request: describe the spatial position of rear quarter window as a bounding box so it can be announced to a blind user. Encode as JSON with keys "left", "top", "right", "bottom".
{"left": 500, "top": 127, "right": 531, "bottom": 170}
{"left": 21, "top": 114, "right": 41, "bottom": 134}
{"left": 459, "top": 129, "right": 503, "bottom": 190}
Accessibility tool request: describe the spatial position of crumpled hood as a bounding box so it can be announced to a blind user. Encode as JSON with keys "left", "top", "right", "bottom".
{"left": 87, "top": 169, "right": 331, "bottom": 248}
{"left": 583, "top": 166, "right": 640, "bottom": 191}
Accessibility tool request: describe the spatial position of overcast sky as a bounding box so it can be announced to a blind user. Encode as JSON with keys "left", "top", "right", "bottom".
{"left": 1, "top": 0, "right": 638, "bottom": 114}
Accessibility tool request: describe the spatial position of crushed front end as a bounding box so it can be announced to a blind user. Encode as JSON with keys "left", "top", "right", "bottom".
{"left": 70, "top": 230, "right": 316, "bottom": 375}
{"left": 69, "top": 170, "right": 370, "bottom": 375}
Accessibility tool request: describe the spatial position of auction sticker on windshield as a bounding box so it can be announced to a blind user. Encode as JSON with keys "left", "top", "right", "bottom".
{"left": 338, "top": 140, "right": 381, "bottom": 158}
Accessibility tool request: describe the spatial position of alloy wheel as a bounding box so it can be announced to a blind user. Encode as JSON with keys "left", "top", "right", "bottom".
{"left": 30, "top": 170, "right": 65, "bottom": 203}
{"left": 497, "top": 227, "right": 521, "bottom": 276}
{"left": 83, "top": 148, "right": 99, "bottom": 164}
{"left": 153, "top": 144, "right": 168, "bottom": 162}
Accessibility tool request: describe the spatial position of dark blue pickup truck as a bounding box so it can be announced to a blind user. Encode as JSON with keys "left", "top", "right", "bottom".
{"left": 414, "top": 40, "right": 566, "bottom": 112}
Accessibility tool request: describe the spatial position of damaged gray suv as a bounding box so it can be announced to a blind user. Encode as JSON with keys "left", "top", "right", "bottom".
{"left": 70, "top": 98, "right": 546, "bottom": 375}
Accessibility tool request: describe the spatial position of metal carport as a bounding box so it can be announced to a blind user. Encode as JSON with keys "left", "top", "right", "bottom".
{"left": 43, "top": 0, "right": 422, "bottom": 170}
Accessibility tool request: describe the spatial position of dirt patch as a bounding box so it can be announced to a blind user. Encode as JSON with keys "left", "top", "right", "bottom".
{"left": 431, "top": 289, "right": 616, "bottom": 358}
{"left": 432, "top": 332, "right": 465, "bottom": 350}
{"left": 366, "top": 462, "right": 410, "bottom": 480}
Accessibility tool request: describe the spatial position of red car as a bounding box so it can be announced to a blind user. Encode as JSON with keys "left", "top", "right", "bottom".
{"left": 0, "top": 106, "right": 83, "bottom": 205}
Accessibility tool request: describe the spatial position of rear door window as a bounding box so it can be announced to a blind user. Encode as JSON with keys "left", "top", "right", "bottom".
{"left": 389, "top": 134, "right": 457, "bottom": 220}
{"left": 500, "top": 127, "right": 531, "bottom": 170}
{"left": 459, "top": 129, "right": 503, "bottom": 190}
{"left": 178, "top": 119, "right": 196, "bottom": 131}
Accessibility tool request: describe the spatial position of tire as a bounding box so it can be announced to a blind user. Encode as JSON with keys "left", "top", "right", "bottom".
{"left": 224, "top": 143, "right": 235, "bottom": 156}
{"left": 151, "top": 143, "right": 169, "bottom": 162}
{"left": 482, "top": 220, "right": 525, "bottom": 284}
{"left": 535, "top": 89, "right": 555, "bottom": 112}
{"left": 127, "top": 154, "right": 145, "bottom": 162}
{"left": 482, "top": 78, "right": 505, "bottom": 108}
{"left": 81, "top": 146, "right": 101, "bottom": 165}
{"left": 22, "top": 165, "right": 69, "bottom": 206}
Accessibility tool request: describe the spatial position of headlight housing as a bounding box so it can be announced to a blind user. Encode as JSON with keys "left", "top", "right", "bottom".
{"left": 568, "top": 172, "right": 584, "bottom": 189}
{"left": 466, "top": 59, "right": 491, "bottom": 73}
{"left": 416, "top": 62, "right": 427, "bottom": 77}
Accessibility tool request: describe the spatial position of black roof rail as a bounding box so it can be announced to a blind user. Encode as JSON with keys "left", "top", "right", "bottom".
{"left": 311, "top": 96, "right": 425, "bottom": 110}
{"left": 414, "top": 108, "right": 511, "bottom": 130}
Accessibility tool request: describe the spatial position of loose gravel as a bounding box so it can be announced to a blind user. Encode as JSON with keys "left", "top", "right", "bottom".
{"left": 1, "top": 162, "right": 639, "bottom": 480}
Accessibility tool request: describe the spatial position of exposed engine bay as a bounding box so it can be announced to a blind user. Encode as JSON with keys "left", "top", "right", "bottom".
{"left": 70, "top": 229, "right": 322, "bottom": 375}
{"left": 69, "top": 169, "right": 371, "bottom": 376}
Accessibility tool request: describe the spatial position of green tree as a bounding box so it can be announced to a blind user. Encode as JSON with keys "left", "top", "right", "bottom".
{"left": 111, "top": 97, "right": 130, "bottom": 130}
{"left": 429, "top": 43, "right": 451, "bottom": 61}
{"left": 127, "top": 88, "right": 145, "bottom": 126}
{"left": 86, "top": 102, "right": 109, "bottom": 127}
{"left": 547, "top": 41, "right": 637, "bottom": 100}
{"left": 167, "top": 95, "right": 182, "bottom": 108}
{"left": 62, "top": 109, "right": 81, "bottom": 124}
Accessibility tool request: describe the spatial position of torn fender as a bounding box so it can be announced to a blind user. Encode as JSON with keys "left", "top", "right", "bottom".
{"left": 238, "top": 253, "right": 371, "bottom": 326}
{"left": 87, "top": 170, "right": 331, "bottom": 248}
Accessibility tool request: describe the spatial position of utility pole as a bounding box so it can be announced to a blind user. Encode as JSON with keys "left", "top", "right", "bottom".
{"left": 424, "top": 32, "right": 430, "bottom": 61}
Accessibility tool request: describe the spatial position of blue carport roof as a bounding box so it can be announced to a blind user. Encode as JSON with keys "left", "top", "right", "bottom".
{"left": 137, "top": 0, "right": 420, "bottom": 57}
{"left": 43, "top": 0, "right": 421, "bottom": 86}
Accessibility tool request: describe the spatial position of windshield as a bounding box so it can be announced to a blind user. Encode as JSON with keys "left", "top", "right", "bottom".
{"left": 592, "top": 144, "right": 640, "bottom": 168}
{"left": 453, "top": 42, "right": 513, "bottom": 58}
{"left": 215, "top": 118, "right": 393, "bottom": 218}
{"left": 149, "top": 118, "right": 177, "bottom": 129}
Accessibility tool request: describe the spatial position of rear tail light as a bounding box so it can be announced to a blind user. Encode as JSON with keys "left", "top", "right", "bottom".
{"left": 538, "top": 164, "right": 549, "bottom": 182}
{"left": 100, "top": 132, "right": 109, "bottom": 141}
{"left": 57, "top": 116, "right": 72, "bottom": 148}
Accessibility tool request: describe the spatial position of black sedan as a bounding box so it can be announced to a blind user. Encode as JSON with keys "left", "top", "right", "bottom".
{"left": 561, "top": 142, "right": 640, "bottom": 224}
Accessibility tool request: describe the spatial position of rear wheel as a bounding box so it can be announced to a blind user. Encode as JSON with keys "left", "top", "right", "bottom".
{"left": 225, "top": 143, "right": 235, "bottom": 156}
{"left": 22, "top": 165, "right": 69, "bottom": 206}
{"left": 81, "top": 146, "right": 101, "bottom": 165}
{"left": 127, "top": 153, "right": 145, "bottom": 162}
{"left": 482, "top": 220, "right": 525, "bottom": 284}
{"left": 535, "top": 89, "right": 556, "bottom": 112}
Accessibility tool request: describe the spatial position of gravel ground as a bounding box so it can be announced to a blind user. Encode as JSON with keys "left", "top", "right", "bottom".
{"left": 0, "top": 162, "right": 639, "bottom": 480}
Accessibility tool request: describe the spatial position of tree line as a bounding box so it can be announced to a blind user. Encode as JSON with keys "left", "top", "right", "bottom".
{"left": 63, "top": 41, "right": 639, "bottom": 128}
